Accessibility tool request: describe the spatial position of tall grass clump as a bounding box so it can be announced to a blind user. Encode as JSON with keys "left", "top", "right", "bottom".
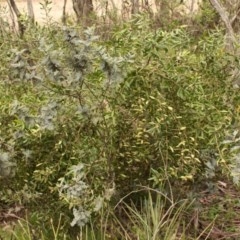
{"left": 114, "top": 188, "right": 191, "bottom": 240}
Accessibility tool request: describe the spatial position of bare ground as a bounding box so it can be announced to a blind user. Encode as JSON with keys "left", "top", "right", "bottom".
{"left": 0, "top": 0, "right": 74, "bottom": 24}
{"left": 0, "top": 0, "right": 201, "bottom": 24}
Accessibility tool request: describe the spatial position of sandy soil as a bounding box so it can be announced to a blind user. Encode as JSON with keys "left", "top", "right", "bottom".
{"left": 0, "top": 0, "right": 201, "bottom": 24}
{"left": 0, "top": 0, "right": 74, "bottom": 23}
{"left": 0, "top": 0, "right": 125, "bottom": 24}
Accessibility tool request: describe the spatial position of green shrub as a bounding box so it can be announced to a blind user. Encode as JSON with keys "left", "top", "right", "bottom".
{"left": 0, "top": 25, "right": 132, "bottom": 226}
{"left": 109, "top": 17, "right": 234, "bottom": 190}
{"left": 0, "top": 15, "right": 237, "bottom": 230}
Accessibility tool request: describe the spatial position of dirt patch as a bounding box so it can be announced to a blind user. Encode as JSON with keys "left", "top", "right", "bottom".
{"left": 0, "top": 0, "right": 74, "bottom": 24}
{"left": 0, "top": 0, "right": 201, "bottom": 24}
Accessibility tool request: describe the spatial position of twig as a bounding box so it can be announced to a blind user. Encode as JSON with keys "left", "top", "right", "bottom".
{"left": 208, "top": 0, "right": 236, "bottom": 52}
{"left": 7, "top": 0, "right": 25, "bottom": 36}
{"left": 62, "top": 0, "right": 67, "bottom": 24}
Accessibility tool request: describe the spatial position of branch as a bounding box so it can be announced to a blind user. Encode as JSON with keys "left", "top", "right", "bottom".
{"left": 62, "top": 0, "right": 67, "bottom": 24}
{"left": 208, "top": 0, "right": 236, "bottom": 51}
{"left": 8, "top": 0, "right": 21, "bottom": 18}
{"left": 230, "top": 4, "right": 240, "bottom": 27}
{"left": 7, "top": 0, "right": 26, "bottom": 36}
{"left": 27, "top": 0, "right": 35, "bottom": 23}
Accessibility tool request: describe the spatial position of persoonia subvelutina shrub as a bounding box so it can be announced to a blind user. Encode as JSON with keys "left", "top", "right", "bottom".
{"left": 109, "top": 17, "right": 235, "bottom": 191}
{"left": 0, "top": 15, "right": 238, "bottom": 227}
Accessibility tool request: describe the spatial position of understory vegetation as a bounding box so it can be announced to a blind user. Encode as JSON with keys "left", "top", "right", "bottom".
{"left": 1, "top": 1, "right": 240, "bottom": 239}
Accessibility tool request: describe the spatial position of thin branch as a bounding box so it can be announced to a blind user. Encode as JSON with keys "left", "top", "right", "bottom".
{"left": 208, "top": 0, "right": 236, "bottom": 51}
{"left": 27, "top": 0, "right": 35, "bottom": 23}
{"left": 7, "top": 0, "right": 16, "bottom": 32}
{"left": 230, "top": 5, "right": 240, "bottom": 26}
{"left": 62, "top": 0, "right": 67, "bottom": 24}
{"left": 7, "top": 0, "right": 26, "bottom": 36}
{"left": 8, "top": 0, "right": 21, "bottom": 18}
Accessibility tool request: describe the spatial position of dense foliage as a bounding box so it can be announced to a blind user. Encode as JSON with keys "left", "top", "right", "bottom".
{"left": 0, "top": 9, "right": 240, "bottom": 239}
